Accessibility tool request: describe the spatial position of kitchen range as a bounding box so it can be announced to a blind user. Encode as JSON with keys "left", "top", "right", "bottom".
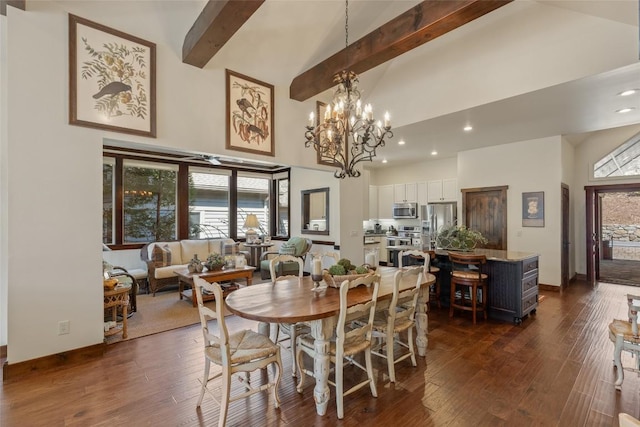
{"left": 386, "top": 225, "right": 422, "bottom": 267}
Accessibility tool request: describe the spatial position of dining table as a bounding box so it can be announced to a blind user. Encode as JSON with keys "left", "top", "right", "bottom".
{"left": 224, "top": 266, "right": 435, "bottom": 416}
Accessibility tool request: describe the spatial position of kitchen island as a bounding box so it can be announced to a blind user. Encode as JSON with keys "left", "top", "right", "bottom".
{"left": 404, "top": 249, "right": 539, "bottom": 325}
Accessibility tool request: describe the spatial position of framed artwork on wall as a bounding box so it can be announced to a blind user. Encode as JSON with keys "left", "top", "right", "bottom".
{"left": 225, "top": 69, "right": 274, "bottom": 156}
{"left": 69, "top": 14, "right": 156, "bottom": 137}
{"left": 522, "top": 191, "right": 544, "bottom": 227}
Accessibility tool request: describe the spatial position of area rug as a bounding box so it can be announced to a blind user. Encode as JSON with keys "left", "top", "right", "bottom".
{"left": 105, "top": 289, "right": 230, "bottom": 344}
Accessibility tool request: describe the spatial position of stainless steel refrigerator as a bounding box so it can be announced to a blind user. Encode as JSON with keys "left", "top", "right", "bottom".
{"left": 421, "top": 203, "right": 457, "bottom": 248}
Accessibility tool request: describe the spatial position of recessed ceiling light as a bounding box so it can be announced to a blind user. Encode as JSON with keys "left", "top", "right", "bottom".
{"left": 463, "top": 125, "right": 473, "bottom": 132}
{"left": 398, "top": 139, "right": 406, "bottom": 145}
{"left": 382, "top": 158, "right": 388, "bottom": 164}
{"left": 431, "top": 150, "right": 438, "bottom": 156}
{"left": 618, "top": 89, "right": 639, "bottom": 97}
{"left": 616, "top": 107, "right": 636, "bottom": 114}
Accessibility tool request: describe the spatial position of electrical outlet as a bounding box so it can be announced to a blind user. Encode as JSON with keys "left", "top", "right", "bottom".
{"left": 58, "top": 320, "right": 70, "bottom": 335}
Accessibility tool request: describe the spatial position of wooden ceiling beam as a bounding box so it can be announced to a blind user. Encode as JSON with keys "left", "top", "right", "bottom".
{"left": 182, "top": 0, "right": 265, "bottom": 68}
{"left": 1, "top": 0, "right": 26, "bottom": 16}
{"left": 290, "top": 0, "right": 513, "bottom": 102}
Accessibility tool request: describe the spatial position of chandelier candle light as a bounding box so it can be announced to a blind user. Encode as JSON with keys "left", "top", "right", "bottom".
{"left": 304, "top": 0, "right": 393, "bottom": 179}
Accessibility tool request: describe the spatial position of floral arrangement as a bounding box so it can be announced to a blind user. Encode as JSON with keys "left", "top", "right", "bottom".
{"left": 205, "top": 253, "right": 225, "bottom": 271}
{"left": 435, "top": 225, "right": 488, "bottom": 251}
{"left": 323, "top": 258, "right": 374, "bottom": 288}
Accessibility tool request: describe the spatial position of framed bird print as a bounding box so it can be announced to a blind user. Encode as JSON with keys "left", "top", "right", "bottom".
{"left": 226, "top": 69, "right": 275, "bottom": 156}
{"left": 69, "top": 14, "right": 156, "bottom": 137}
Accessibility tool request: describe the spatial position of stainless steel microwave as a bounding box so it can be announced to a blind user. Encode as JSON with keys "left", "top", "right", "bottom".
{"left": 392, "top": 202, "right": 418, "bottom": 219}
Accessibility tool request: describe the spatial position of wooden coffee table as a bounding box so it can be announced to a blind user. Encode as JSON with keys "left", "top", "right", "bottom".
{"left": 174, "top": 266, "right": 256, "bottom": 307}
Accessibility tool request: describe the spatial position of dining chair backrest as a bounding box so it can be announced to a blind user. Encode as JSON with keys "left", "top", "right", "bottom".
{"left": 321, "top": 252, "right": 340, "bottom": 265}
{"left": 193, "top": 276, "right": 230, "bottom": 363}
{"left": 390, "top": 266, "right": 424, "bottom": 325}
{"left": 398, "top": 249, "right": 430, "bottom": 275}
{"left": 336, "top": 274, "right": 381, "bottom": 358}
{"left": 270, "top": 254, "right": 304, "bottom": 282}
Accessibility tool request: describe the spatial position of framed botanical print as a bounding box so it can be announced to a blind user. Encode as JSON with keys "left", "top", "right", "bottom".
{"left": 226, "top": 69, "right": 274, "bottom": 156}
{"left": 69, "top": 14, "right": 156, "bottom": 137}
{"left": 522, "top": 191, "right": 544, "bottom": 227}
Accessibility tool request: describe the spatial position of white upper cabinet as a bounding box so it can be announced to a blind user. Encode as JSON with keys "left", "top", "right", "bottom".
{"left": 417, "top": 181, "right": 428, "bottom": 206}
{"left": 393, "top": 182, "right": 417, "bottom": 203}
{"left": 368, "top": 185, "right": 378, "bottom": 220}
{"left": 378, "top": 185, "right": 394, "bottom": 219}
{"left": 427, "top": 179, "right": 458, "bottom": 202}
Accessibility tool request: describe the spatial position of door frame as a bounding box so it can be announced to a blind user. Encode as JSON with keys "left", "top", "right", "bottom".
{"left": 585, "top": 183, "right": 640, "bottom": 284}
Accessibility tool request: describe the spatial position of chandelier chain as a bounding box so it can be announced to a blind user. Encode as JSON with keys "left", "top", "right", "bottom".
{"left": 345, "top": 0, "right": 349, "bottom": 49}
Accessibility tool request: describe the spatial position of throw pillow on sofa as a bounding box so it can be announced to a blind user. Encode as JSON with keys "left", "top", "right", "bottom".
{"left": 152, "top": 244, "right": 172, "bottom": 267}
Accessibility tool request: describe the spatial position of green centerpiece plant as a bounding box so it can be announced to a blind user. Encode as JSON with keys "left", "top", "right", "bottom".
{"left": 435, "top": 225, "right": 488, "bottom": 251}
{"left": 204, "top": 252, "right": 225, "bottom": 271}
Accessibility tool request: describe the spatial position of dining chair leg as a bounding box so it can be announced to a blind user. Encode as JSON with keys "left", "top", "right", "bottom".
{"left": 290, "top": 326, "right": 298, "bottom": 377}
{"left": 219, "top": 365, "right": 231, "bottom": 427}
{"left": 408, "top": 327, "right": 417, "bottom": 367}
{"left": 336, "top": 356, "right": 345, "bottom": 419}
{"left": 386, "top": 327, "right": 396, "bottom": 383}
{"left": 295, "top": 346, "right": 306, "bottom": 393}
{"left": 196, "top": 358, "right": 210, "bottom": 407}
{"left": 365, "top": 347, "right": 377, "bottom": 398}
{"left": 272, "top": 349, "right": 283, "bottom": 408}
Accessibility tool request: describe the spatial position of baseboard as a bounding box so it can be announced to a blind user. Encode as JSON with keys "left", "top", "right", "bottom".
{"left": 2, "top": 343, "right": 105, "bottom": 383}
{"left": 574, "top": 273, "right": 587, "bottom": 282}
{"left": 539, "top": 283, "right": 561, "bottom": 292}
{"left": 0, "top": 345, "right": 6, "bottom": 358}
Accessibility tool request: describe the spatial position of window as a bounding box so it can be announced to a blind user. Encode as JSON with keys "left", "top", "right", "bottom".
{"left": 594, "top": 131, "right": 640, "bottom": 178}
{"left": 237, "top": 174, "right": 270, "bottom": 238}
{"left": 275, "top": 174, "right": 289, "bottom": 236}
{"left": 103, "top": 154, "right": 289, "bottom": 245}
{"left": 123, "top": 160, "right": 178, "bottom": 243}
{"left": 103, "top": 158, "right": 115, "bottom": 244}
{"left": 188, "top": 167, "right": 230, "bottom": 239}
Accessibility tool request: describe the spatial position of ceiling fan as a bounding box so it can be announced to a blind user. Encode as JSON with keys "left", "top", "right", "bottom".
{"left": 183, "top": 154, "right": 222, "bottom": 165}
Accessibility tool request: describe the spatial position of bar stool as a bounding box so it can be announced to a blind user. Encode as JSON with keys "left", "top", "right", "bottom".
{"left": 448, "top": 252, "right": 488, "bottom": 324}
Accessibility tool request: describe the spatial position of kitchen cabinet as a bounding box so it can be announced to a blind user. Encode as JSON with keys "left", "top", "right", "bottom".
{"left": 433, "top": 249, "right": 539, "bottom": 325}
{"left": 393, "top": 183, "right": 417, "bottom": 203}
{"left": 427, "top": 178, "right": 458, "bottom": 202}
{"left": 368, "top": 185, "right": 378, "bottom": 219}
{"left": 417, "top": 181, "right": 428, "bottom": 206}
{"left": 378, "top": 185, "right": 394, "bottom": 219}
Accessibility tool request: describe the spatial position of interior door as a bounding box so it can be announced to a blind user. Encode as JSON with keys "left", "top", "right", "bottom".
{"left": 461, "top": 186, "right": 508, "bottom": 250}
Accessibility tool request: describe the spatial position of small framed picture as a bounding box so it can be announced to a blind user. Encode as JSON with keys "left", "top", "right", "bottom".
{"left": 522, "top": 191, "right": 544, "bottom": 227}
{"left": 226, "top": 69, "right": 274, "bottom": 156}
{"left": 69, "top": 14, "right": 156, "bottom": 137}
{"left": 314, "top": 101, "right": 349, "bottom": 167}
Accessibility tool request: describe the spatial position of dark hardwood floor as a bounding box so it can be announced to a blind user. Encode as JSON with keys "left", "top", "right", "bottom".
{"left": 2, "top": 279, "right": 639, "bottom": 426}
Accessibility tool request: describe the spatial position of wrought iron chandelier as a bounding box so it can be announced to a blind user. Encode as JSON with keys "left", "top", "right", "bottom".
{"left": 304, "top": 0, "right": 393, "bottom": 179}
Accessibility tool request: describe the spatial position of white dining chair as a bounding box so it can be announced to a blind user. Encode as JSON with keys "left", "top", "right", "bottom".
{"left": 269, "top": 255, "right": 309, "bottom": 377}
{"left": 295, "top": 274, "right": 381, "bottom": 419}
{"left": 193, "top": 276, "right": 282, "bottom": 426}
{"left": 369, "top": 266, "right": 423, "bottom": 382}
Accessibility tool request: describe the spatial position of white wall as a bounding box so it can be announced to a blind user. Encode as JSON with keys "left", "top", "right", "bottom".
{"left": 573, "top": 124, "right": 640, "bottom": 275}
{"left": 458, "top": 137, "right": 563, "bottom": 286}
{"left": 0, "top": 13, "right": 7, "bottom": 348}
{"left": 368, "top": 156, "right": 457, "bottom": 187}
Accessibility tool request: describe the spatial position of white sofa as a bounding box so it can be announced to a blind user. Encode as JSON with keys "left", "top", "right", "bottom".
{"left": 141, "top": 238, "right": 245, "bottom": 295}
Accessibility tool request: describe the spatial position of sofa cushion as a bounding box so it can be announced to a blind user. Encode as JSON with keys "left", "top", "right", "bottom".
{"left": 181, "top": 239, "right": 209, "bottom": 264}
{"left": 154, "top": 264, "right": 187, "bottom": 279}
{"left": 152, "top": 244, "right": 172, "bottom": 268}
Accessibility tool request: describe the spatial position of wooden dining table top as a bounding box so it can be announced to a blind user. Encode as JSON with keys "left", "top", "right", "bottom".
{"left": 224, "top": 266, "right": 435, "bottom": 324}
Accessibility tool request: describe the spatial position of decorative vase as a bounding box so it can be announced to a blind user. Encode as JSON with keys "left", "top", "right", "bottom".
{"left": 188, "top": 254, "right": 203, "bottom": 273}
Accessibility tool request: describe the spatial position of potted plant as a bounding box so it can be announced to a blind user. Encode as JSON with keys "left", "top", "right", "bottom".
{"left": 204, "top": 253, "right": 225, "bottom": 271}
{"left": 435, "top": 225, "right": 488, "bottom": 251}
